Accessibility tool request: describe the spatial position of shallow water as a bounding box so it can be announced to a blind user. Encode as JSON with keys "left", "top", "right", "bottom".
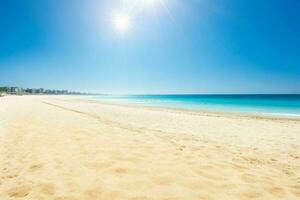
{"left": 87, "top": 95, "right": 300, "bottom": 117}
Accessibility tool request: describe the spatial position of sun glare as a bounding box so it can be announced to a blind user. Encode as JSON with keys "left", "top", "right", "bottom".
{"left": 111, "top": 0, "right": 168, "bottom": 35}
{"left": 113, "top": 13, "right": 131, "bottom": 33}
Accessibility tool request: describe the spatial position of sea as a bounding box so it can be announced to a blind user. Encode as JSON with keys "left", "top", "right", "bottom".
{"left": 86, "top": 95, "right": 300, "bottom": 117}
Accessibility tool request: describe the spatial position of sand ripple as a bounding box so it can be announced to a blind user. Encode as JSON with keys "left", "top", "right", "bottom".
{"left": 0, "top": 96, "right": 299, "bottom": 199}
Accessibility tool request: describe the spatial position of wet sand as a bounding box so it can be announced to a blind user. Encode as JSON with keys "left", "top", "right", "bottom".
{"left": 0, "top": 95, "right": 299, "bottom": 200}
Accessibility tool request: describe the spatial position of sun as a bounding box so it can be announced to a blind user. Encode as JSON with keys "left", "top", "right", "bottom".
{"left": 113, "top": 13, "right": 131, "bottom": 33}
{"left": 110, "top": 0, "right": 168, "bottom": 35}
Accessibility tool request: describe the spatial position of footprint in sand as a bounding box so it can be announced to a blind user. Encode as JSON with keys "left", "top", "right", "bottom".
{"left": 241, "top": 190, "right": 262, "bottom": 199}
{"left": 113, "top": 167, "right": 129, "bottom": 175}
{"left": 7, "top": 184, "right": 32, "bottom": 198}
{"left": 6, "top": 173, "right": 18, "bottom": 179}
{"left": 66, "top": 181, "right": 80, "bottom": 193}
{"left": 84, "top": 187, "right": 120, "bottom": 200}
{"left": 290, "top": 189, "right": 300, "bottom": 197}
{"left": 152, "top": 176, "right": 173, "bottom": 186}
{"left": 231, "top": 163, "right": 248, "bottom": 172}
{"left": 38, "top": 183, "right": 56, "bottom": 196}
{"left": 84, "top": 186, "right": 103, "bottom": 199}
{"left": 111, "top": 166, "right": 143, "bottom": 176}
{"left": 268, "top": 187, "right": 286, "bottom": 198}
{"left": 1, "top": 167, "right": 8, "bottom": 172}
{"left": 54, "top": 196, "right": 78, "bottom": 200}
{"left": 241, "top": 173, "right": 257, "bottom": 183}
{"left": 28, "top": 163, "right": 44, "bottom": 172}
{"left": 197, "top": 194, "right": 214, "bottom": 200}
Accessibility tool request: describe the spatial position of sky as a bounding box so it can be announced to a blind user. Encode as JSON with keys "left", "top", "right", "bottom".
{"left": 0, "top": 0, "right": 299, "bottom": 94}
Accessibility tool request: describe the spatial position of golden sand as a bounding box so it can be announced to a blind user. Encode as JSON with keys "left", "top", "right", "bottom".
{"left": 0, "top": 96, "right": 299, "bottom": 200}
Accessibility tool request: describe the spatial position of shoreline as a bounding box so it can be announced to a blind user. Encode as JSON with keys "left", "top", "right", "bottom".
{"left": 2, "top": 94, "right": 300, "bottom": 120}
{"left": 71, "top": 96, "right": 300, "bottom": 121}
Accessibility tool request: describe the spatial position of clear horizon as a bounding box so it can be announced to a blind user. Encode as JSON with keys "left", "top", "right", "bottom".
{"left": 1, "top": 0, "right": 299, "bottom": 94}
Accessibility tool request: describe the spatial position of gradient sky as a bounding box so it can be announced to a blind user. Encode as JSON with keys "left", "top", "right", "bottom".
{"left": 0, "top": 0, "right": 299, "bottom": 94}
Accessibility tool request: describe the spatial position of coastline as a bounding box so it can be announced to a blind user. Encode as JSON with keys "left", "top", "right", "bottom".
{"left": 75, "top": 96, "right": 300, "bottom": 121}
{"left": 3, "top": 94, "right": 300, "bottom": 120}
{"left": 0, "top": 95, "right": 300, "bottom": 199}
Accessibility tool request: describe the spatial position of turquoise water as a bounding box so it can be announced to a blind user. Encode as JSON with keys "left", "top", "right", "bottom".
{"left": 88, "top": 95, "right": 300, "bottom": 117}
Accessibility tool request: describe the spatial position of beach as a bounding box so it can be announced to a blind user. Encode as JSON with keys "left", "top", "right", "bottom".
{"left": 0, "top": 95, "right": 299, "bottom": 200}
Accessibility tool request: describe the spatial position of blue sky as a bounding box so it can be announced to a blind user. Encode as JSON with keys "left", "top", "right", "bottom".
{"left": 0, "top": 0, "right": 299, "bottom": 94}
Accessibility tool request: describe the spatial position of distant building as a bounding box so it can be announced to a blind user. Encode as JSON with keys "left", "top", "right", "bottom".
{"left": 31, "top": 89, "right": 37, "bottom": 94}
{"left": 9, "top": 87, "right": 23, "bottom": 95}
{"left": 45, "top": 89, "right": 52, "bottom": 94}
{"left": 1, "top": 86, "right": 85, "bottom": 96}
{"left": 36, "top": 88, "right": 44, "bottom": 94}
